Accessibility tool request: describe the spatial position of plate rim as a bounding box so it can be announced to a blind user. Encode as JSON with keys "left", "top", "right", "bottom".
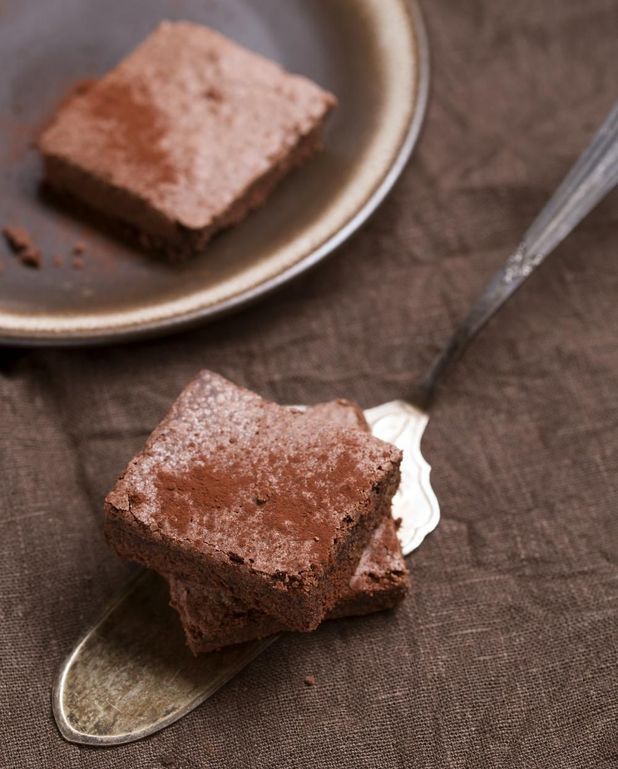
{"left": 0, "top": 0, "right": 430, "bottom": 347}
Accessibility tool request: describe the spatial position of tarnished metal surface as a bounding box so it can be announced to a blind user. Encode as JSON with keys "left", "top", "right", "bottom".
{"left": 364, "top": 400, "right": 439, "bottom": 553}
{"left": 53, "top": 572, "right": 276, "bottom": 745}
{"left": 52, "top": 401, "right": 438, "bottom": 746}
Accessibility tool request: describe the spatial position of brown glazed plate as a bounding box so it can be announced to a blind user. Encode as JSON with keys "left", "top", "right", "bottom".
{"left": 0, "top": 0, "right": 429, "bottom": 345}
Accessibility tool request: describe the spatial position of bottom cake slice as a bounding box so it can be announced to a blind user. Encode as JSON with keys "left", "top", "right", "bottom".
{"left": 168, "top": 516, "right": 409, "bottom": 653}
{"left": 167, "top": 399, "right": 410, "bottom": 653}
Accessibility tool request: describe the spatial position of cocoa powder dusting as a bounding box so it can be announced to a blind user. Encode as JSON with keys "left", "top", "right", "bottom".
{"left": 257, "top": 443, "right": 366, "bottom": 549}
{"left": 155, "top": 463, "right": 253, "bottom": 534}
{"left": 84, "top": 80, "right": 177, "bottom": 186}
{"left": 153, "top": 433, "right": 368, "bottom": 560}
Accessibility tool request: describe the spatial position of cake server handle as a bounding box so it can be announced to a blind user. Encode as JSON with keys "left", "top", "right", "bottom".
{"left": 414, "top": 101, "right": 618, "bottom": 409}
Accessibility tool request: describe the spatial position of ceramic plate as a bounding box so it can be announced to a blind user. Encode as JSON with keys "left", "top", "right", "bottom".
{"left": 0, "top": 0, "right": 428, "bottom": 345}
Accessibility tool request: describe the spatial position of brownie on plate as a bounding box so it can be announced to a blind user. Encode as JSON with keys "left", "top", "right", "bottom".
{"left": 39, "top": 21, "right": 336, "bottom": 258}
{"left": 166, "top": 400, "right": 409, "bottom": 653}
{"left": 104, "top": 372, "right": 401, "bottom": 631}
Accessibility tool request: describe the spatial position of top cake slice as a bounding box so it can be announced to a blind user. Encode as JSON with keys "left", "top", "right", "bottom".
{"left": 39, "top": 21, "right": 336, "bottom": 258}
{"left": 104, "top": 371, "right": 402, "bottom": 631}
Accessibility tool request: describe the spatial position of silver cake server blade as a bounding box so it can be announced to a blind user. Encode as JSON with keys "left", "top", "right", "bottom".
{"left": 52, "top": 400, "right": 437, "bottom": 747}
{"left": 52, "top": 570, "right": 277, "bottom": 746}
{"left": 53, "top": 103, "right": 618, "bottom": 746}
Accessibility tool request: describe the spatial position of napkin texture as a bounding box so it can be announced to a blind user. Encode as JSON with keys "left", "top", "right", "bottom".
{"left": 1, "top": 0, "right": 617, "bottom": 767}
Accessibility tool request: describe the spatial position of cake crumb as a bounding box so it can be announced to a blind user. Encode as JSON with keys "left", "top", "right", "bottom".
{"left": 72, "top": 255, "right": 85, "bottom": 270}
{"left": 52, "top": 254, "right": 64, "bottom": 268}
{"left": 72, "top": 241, "right": 86, "bottom": 254}
{"left": 304, "top": 675, "right": 316, "bottom": 687}
{"left": 3, "top": 224, "right": 31, "bottom": 252}
{"left": 19, "top": 248, "right": 42, "bottom": 268}
{"left": 2, "top": 224, "right": 43, "bottom": 269}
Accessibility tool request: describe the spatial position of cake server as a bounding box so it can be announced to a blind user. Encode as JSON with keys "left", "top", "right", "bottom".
{"left": 52, "top": 103, "right": 618, "bottom": 746}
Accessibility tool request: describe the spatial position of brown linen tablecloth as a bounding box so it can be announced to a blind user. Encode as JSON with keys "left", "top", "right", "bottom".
{"left": 1, "top": 1, "right": 617, "bottom": 767}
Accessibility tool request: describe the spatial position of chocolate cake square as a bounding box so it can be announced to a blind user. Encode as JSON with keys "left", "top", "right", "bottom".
{"left": 167, "top": 400, "right": 409, "bottom": 653}
{"left": 104, "top": 372, "right": 402, "bottom": 631}
{"left": 39, "top": 21, "right": 336, "bottom": 258}
{"left": 169, "top": 515, "right": 410, "bottom": 654}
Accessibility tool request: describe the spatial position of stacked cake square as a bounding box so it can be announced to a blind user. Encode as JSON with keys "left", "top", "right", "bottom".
{"left": 104, "top": 371, "right": 409, "bottom": 653}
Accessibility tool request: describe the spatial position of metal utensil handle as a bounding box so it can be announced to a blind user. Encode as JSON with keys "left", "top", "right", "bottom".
{"left": 417, "top": 102, "right": 618, "bottom": 407}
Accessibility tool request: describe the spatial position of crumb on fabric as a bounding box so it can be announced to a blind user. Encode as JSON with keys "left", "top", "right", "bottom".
{"left": 72, "top": 241, "right": 86, "bottom": 254}
{"left": 52, "top": 254, "right": 64, "bottom": 268}
{"left": 72, "top": 255, "right": 85, "bottom": 270}
{"left": 304, "top": 675, "right": 316, "bottom": 687}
